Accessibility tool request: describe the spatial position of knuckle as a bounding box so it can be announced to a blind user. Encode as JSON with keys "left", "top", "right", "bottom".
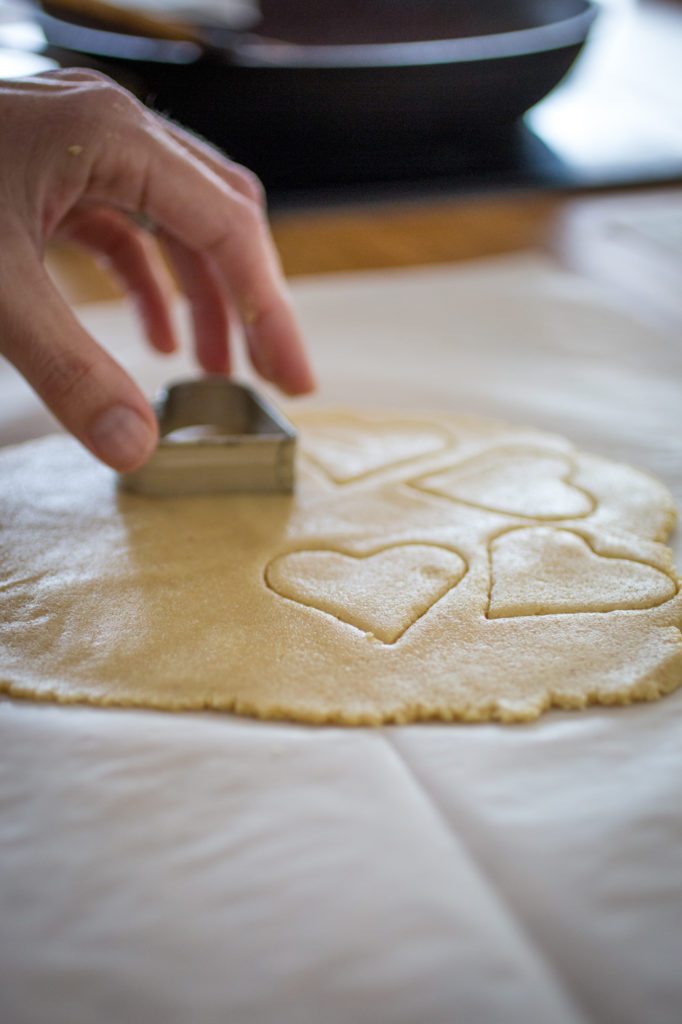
{"left": 235, "top": 192, "right": 267, "bottom": 233}
{"left": 56, "top": 67, "right": 113, "bottom": 86}
{"left": 97, "top": 82, "right": 142, "bottom": 117}
{"left": 52, "top": 74, "right": 145, "bottom": 142}
{"left": 35, "top": 349, "right": 95, "bottom": 408}
{"left": 73, "top": 74, "right": 143, "bottom": 122}
{"left": 231, "top": 165, "right": 266, "bottom": 206}
{"left": 209, "top": 195, "right": 262, "bottom": 250}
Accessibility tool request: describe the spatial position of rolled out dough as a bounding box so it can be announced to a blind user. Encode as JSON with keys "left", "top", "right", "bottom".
{"left": 1, "top": 409, "right": 680, "bottom": 724}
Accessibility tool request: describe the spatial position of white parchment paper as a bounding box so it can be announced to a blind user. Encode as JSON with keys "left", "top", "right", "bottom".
{"left": 1, "top": 253, "right": 680, "bottom": 1024}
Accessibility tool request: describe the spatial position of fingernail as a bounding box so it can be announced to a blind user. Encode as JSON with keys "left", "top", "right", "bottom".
{"left": 88, "top": 405, "right": 156, "bottom": 471}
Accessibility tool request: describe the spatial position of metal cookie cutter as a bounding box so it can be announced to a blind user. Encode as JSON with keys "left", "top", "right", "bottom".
{"left": 119, "top": 378, "right": 297, "bottom": 496}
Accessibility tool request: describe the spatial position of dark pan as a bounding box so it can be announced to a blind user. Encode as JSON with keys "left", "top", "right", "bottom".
{"left": 37, "top": 1, "right": 598, "bottom": 189}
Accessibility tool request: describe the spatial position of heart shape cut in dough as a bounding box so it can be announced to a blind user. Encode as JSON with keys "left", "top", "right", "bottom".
{"left": 413, "top": 448, "right": 593, "bottom": 519}
{"left": 266, "top": 544, "right": 466, "bottom": 644}
{"left": 488, "top": 527, "right": 677, "bottom": 618}
{"left": 303, "top": 415, "right": 452, "bottom": 483}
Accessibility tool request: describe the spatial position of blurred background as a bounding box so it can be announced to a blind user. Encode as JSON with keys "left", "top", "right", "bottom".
{"left": 1, "top": 0, "right": 680, "bottom": 209}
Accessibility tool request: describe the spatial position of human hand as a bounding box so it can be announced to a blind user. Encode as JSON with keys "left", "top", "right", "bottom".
{"left": 0, "top": 69, "right": 314, "bottom": 471}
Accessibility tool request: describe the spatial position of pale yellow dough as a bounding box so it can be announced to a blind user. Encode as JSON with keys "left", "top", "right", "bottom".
{"left": 1, "top": 409, "right": 681, "bottom": 724}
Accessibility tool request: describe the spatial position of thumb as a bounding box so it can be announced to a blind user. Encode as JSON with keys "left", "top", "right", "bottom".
{"left": 0, "top": 243, "right": 158, "bottom": 472}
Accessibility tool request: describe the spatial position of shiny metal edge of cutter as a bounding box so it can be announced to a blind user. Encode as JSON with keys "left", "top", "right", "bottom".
{"left": 118, "top": 377, "right": 297, "bottom": 497}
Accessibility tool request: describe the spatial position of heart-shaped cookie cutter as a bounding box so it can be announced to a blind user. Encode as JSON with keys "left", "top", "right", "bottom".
{"left": 119, "top": 377, "right": 297, "bottom": 496}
